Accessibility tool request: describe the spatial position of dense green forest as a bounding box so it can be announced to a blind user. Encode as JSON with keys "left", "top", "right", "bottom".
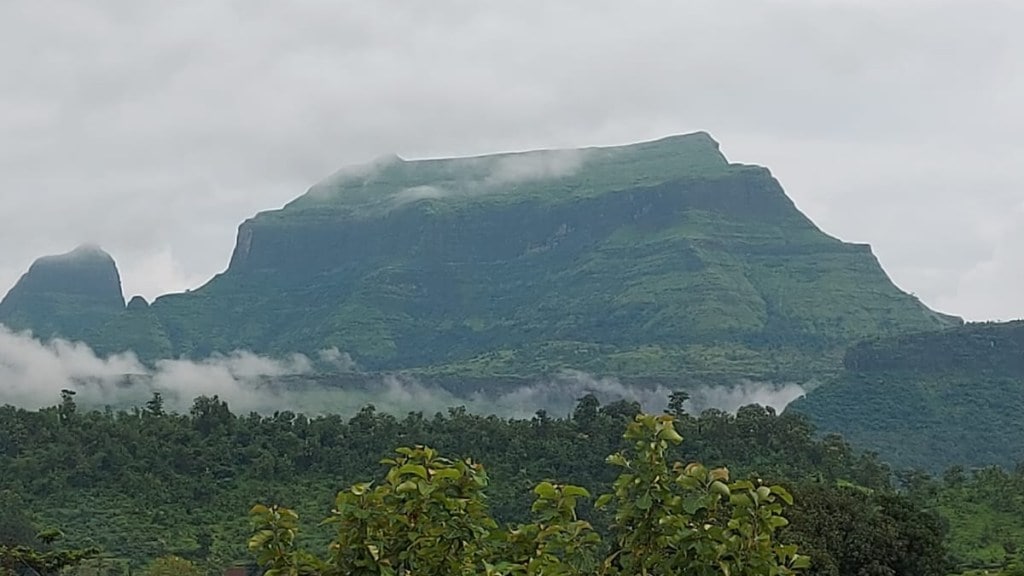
{"left": 3, "top": 391, "right": 1021, "bottom": 575}
{"left": 792, "top": 320, "right": 1024, "bottom": 470}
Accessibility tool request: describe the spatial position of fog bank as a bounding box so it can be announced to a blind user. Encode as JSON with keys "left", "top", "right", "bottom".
{"left": 0, "top": 326, "right": 806, "bottom": 418}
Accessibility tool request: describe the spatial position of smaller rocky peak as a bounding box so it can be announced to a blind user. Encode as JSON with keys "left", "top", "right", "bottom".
{"left": 1, "top": 244, "right": 126, "bottom": 311}
{"left": 127, "top": 295, "right": 150, "bottom": 311}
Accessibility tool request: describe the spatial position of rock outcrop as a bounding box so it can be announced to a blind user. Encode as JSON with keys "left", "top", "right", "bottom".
{"left": 0, "top": 244, "right": 125, "bottom": 341}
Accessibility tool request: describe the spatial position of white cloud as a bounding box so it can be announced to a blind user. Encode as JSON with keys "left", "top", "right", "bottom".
{"left": 483, "top": 150, "right": 589, "bottom": 186}
{"left": 391, "top": 185, "right": 449, "bottom": 205}
{"left": 318, "top": 347, "right": 357, "bottom": 372}
{"left": 687, "top": 381, "right": 808, "bottom": 415}
{"left": 0, "top": 326, "right": 805, "bottom": 418}
{"left": 0, "top": 325, "right": 313, "bottom": 413}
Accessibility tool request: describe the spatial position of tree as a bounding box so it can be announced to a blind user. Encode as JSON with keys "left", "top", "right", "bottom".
{"left": 666, "top": 390, "right": 690, "bottom": 419}
{"left": 251, "top": 445, "right": 501, "bottom": 576}
{"left": 58, "top": 389, "right": 77, "bottom": 424}
{"left": 144, "top": 392, "right": 165, "bottom": 417}
{"left": 599, "top": 399, "right": 641, "bottom": 422}
{"left": 0, "top": 491, "right": 36, "bottom": 548}
{"left": 248, "top": 413, "right": 807, "bottom": 576}
{"left": 596, "top": 414, "right": 807, "bottom": 576}
{"left": 0, "top": 528, "right": 97, "bottom": 576}
{"left": 572, "top": 394, "right": 600, "bottom": 429}
{"left": 190, "top": 395, "right": 233, "bottom": 436}
{"left": 782, "top": 483, "right": 949, "bottom": 576}
{"left": 504, "top": 482, "right": 602, "bottom": 575}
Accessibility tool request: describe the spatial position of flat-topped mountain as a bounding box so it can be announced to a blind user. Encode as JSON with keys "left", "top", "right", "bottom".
{"left": 0, "top": 133, "right": 959, "bottom": 381}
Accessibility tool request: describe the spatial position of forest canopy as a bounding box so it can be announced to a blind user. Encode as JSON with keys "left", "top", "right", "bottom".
{"left": 1, "top": 391, "right": 979, "bottom": 575}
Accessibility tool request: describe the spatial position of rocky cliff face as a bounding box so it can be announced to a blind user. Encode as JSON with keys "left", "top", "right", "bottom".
{"left": 0, "top": 133, "right": 961, "bottom": 380}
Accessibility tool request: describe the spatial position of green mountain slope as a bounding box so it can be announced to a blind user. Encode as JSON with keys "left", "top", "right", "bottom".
{"left": 790, "top": 321, "right": 1024, "bottom": 471}
{"left": 0, "top": 132, "right": 958, "bottom": 380}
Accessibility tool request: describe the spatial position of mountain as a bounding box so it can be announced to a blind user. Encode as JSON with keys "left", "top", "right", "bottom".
{"left": 790, "top": 320, "right": 1024, "bottom": 471}
{"left": 0, "top": 244, "right": 125, "bottom": 342}
{"left": 0, "top": 132, "right": 958, "bottom": 382}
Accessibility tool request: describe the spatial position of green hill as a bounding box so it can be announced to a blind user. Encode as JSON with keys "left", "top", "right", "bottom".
{"left": 790, "top": 320, "right": 1024, "bottom": 471}
{"left": 0, "top": 132, "right": 958, "bottom": 381}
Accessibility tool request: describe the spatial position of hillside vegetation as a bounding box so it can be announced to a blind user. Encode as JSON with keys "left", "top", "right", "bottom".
{"left": 791, "top": 321, "right": 1024, "bottom": 470}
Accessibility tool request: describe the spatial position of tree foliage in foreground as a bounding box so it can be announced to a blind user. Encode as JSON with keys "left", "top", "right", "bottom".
{"left": 0, "top": 528, "right": 97, "bottom": 576}
{"left": 0, "top": 392, "right": 953, "bottom": 575}
{"left": 249, "top": 414, "right": 810, "bottom": 576}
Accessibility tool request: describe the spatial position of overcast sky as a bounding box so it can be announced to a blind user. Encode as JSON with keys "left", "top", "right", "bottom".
{"left": 1, "top": 0, "right": 1022, "bottom": 322}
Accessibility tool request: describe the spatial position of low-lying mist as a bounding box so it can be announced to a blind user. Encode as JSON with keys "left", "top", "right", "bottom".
{"left": 0, "top": 325, "right": 807, "bottom": 418}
